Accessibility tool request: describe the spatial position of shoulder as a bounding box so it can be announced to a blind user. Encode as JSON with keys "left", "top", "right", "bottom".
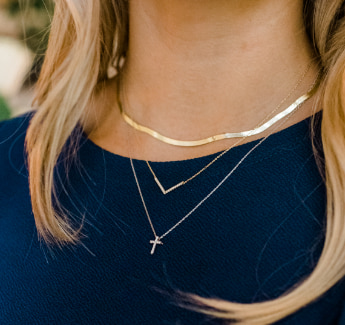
{"left": 0, "top": 111, "right": 34, "bottom": 141}
{"left": 0, "top": 112, "right": 34, "bottom": 179}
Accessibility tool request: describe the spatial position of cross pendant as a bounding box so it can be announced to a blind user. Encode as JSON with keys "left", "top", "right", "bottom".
{"left": 150, "top": 236, "right": 163, "bottom": 255}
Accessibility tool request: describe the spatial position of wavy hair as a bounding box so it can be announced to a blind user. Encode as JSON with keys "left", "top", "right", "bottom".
{"left": 26, "top": 0, "right": 345, "bottom": 323}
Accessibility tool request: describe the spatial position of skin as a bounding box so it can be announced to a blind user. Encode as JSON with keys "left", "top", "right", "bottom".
{"left": 87, "top": 0, "right": 319, "bottom": 161}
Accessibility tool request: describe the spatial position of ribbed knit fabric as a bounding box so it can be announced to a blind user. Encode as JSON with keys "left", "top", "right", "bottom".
{"left": 1, "top": 112, "right": 345, "bottom": 324}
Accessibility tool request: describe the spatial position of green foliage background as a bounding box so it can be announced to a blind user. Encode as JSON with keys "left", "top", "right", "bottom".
{"left": 0, "top": 96, "right": 11, "bottom": 121}
{"left": 0, "top": 1, "right": 54, "bottom": 121}
{"left": 5, "top": 0, "right": 54, "bottom": 85}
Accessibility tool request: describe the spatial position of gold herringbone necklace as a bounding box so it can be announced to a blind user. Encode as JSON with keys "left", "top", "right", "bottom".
{"left": 120, "top": 64, "right": 318, "bottom": 195}
{"left": 118, "top": 64, "right": 313, "bottom": 147}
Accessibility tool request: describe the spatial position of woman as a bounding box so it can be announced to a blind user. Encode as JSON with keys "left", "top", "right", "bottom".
{"left": 1, "top": 0, "right": 345, "bottom": 324}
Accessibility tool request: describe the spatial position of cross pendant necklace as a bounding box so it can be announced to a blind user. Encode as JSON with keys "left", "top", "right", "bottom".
{"left": 150, "top": 236, "right": 163, "bottom": 255}
{"left": 130, "top": 131, "right": 271, "bottom": 255}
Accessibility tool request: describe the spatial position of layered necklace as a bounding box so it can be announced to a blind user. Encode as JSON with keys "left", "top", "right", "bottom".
{"left": 126, "top": 71, "right": 321, "bottom": 254}
{"left": 119, "top": 63, "right": 317, "bottom": 195}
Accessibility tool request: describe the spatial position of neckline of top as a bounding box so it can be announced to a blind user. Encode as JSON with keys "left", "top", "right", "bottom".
{"left": 80, "top": 112, "right": 321, "bottom": 165}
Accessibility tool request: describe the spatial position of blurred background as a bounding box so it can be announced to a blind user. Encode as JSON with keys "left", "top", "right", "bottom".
{"left": 0, "top": 0, "right": 54, "bottom": 121}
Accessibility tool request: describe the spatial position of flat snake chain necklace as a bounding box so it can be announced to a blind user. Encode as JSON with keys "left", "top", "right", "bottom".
{"left": 130, "top": 76, "right": 320, "bottom": 255}
{"left": 122, "top": 64, "right": 318, "bottom": 195}
{"left": 118, "top": 64, "right": 313, "bottom": 147}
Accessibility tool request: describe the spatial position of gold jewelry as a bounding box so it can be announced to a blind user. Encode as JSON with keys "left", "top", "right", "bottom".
{"left": 121, "top": 93, "right": 312, "bottom": 147}
{"left": 146, "top": 70, "right": 320, "bottom": 195}
{"left": 145, "top": 89, "right": 314, "bottom": 195}
{"left": 118, "top": 63, "right": 316, "bottom": 148}
{"left": 146, "top": 137, "right": 245, "bottom": 194}
{"left": 130, "top": 95, "right": 310, "bottom": 254}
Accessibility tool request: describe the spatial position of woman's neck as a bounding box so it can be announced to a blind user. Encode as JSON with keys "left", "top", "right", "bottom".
{"left": 88, "top": 0, "right": 320, "bottom": 161}
{"left": 122, "top": 0, "right": 317, "bottom": 129}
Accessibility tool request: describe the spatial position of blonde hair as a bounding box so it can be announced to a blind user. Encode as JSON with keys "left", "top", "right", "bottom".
{"left": 26, "top": 0, "right": 345, "bottom": 323}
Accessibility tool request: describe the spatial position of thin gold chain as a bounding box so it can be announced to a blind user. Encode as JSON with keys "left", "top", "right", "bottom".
{"left": 146, "top": 136, "right": 247, "bottom": 194}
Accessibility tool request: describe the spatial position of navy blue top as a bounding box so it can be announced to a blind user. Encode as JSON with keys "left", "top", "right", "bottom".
{"left": 1, "top": 113, "right": 345, "bottom": 324}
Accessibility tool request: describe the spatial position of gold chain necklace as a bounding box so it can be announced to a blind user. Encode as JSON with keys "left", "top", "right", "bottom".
{"left": 122, "top": 65, "right": 319, "bottom": 195}
{"left": 130, "top": 95, "right": 311, "bottom": 254}
{"left": 118, "top": 64, "right": 313, "bottom": 148}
